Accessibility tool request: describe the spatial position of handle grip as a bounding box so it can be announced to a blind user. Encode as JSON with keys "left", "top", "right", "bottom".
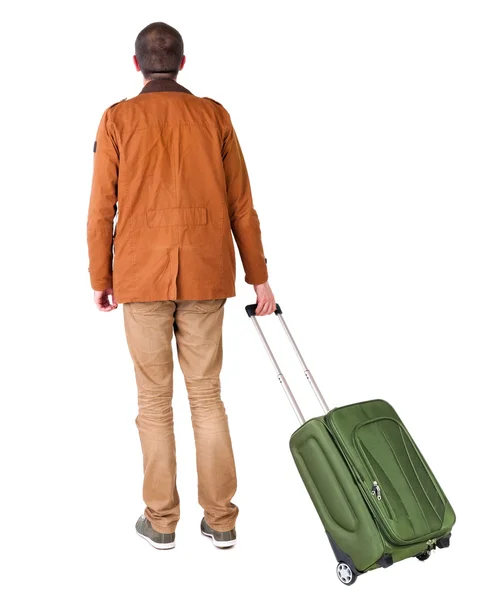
{"left": 245, "top": 303, "right": 283, "bottom": 317}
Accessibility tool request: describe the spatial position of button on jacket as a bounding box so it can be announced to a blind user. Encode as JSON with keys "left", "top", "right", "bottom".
{"left": 87, "top": 78, "right": 268, "bottom": 303}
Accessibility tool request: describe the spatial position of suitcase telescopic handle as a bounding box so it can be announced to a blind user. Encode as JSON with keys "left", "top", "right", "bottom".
{"left": 245, "top": 303, "right": 330, "bottom": 423}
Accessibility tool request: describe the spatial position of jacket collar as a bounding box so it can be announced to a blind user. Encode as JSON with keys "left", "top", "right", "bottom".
{"left": 139, "top": 78, "right": 193, "bottom": 95}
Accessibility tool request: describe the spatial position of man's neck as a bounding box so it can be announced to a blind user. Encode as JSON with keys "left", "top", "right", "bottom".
{"left": 143, "top": 75, "right": 177, "bottom": 86}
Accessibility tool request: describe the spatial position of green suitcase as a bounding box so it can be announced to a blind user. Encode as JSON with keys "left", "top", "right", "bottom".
{"left": 246, "top": 304, "right": 455, "bottom": 586}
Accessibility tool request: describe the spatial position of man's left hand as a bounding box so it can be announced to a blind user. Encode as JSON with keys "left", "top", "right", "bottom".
{"left": 94, "top": 289, "right": 118, "bottom": 312}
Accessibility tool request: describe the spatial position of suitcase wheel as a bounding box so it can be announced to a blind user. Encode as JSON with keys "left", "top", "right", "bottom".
{"left": 336, "top": 562, "right": 357, "bottom": 586}
{"left": 416, "top": 550, "right": 431, "bottom": 562}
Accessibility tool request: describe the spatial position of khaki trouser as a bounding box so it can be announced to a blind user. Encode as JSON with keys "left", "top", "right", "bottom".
{"left": 123, "top": 298, "right": 238, "bottom": 534}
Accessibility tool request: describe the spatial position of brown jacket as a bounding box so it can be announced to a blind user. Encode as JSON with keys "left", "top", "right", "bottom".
{"left": 87, "top": 78, "right": 268, "bottom": 303}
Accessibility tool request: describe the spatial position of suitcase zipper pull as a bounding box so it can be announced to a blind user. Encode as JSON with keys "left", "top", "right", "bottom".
{"left": 371, "top": 481, "right": 382, "bottom": 500}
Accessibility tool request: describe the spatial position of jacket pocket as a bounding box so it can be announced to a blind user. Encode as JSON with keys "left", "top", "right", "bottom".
{"left": 146, "top": 207, "right": 207, "bottom": 227}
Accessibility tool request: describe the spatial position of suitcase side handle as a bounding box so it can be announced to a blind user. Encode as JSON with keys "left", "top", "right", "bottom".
{"left": 245, "top": 303, "right": 330, "bottom": 420}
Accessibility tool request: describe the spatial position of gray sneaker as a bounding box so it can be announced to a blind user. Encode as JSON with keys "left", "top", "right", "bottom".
{"left": 200, "top": 518, "right": 236, "bottom": 548}
{"left": 135, "top": 515, "right": 175, "bottom": 550}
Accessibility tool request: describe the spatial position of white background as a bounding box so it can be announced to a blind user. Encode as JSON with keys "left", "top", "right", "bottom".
{"left": 1, "top": 0, "right": 479, "bottom": 597}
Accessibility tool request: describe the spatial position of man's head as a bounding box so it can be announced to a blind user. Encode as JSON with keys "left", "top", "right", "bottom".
{"left": 134, "top": 22, "right": 185, "bottom": 81}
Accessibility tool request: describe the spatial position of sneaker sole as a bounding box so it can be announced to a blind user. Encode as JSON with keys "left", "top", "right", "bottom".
{"left": 201, "top": 529, "right": 237, "bottom": 548}
{"left": 136, "top": 531, "right": 175, "bottom": 550}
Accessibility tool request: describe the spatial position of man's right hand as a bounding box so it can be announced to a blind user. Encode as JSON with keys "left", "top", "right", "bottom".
{"left": 253, "top": 281, "right": 276, "bottom": 316}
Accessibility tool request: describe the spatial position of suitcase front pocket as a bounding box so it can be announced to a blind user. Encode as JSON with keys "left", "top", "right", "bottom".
{"left": 353, "top": 417, "right": 449, "bottom": 545}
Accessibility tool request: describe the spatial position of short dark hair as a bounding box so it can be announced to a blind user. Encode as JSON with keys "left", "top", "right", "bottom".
{"left": 135, "top": 22, "right": 184, "bottom": 79}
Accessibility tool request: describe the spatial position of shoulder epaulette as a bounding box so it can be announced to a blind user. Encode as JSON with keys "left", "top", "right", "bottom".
{"left": 202, "top": 97, "right": 224, "bottom": 108}
{"left": 108, "top": 97, "right": 127, "bottom": 109}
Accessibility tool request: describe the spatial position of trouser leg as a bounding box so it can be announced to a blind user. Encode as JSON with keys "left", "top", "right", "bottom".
{"left": 123, "top": 301, "right": 178, "bottom": 534}
{"left": 173, "top": 299, "right": 238, "bottom": 531}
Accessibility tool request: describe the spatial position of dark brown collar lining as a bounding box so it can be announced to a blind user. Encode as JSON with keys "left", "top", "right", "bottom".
{"left": 139, "top": 78, "right": 193, "bottom": 95}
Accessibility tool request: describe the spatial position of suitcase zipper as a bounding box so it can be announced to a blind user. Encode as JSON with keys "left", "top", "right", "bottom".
{"left": 371, "top": 481, "right": 382, "bottom": 500}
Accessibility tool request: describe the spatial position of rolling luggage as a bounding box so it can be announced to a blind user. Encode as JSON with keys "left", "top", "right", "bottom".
{"left": 245, "top": 303, "right": 455, "bottom": 586}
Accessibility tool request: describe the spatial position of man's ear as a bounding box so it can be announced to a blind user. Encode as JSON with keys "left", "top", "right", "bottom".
{"left": 133, "top": 55, "right": 141, "bottom": 72}
{"left": 179, "top": 55, "right": 186, "bottom": 71}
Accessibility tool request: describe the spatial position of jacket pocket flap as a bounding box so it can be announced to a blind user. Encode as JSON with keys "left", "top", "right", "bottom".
{"left": 147, "top": 207, "right": 207, "bottom": 227}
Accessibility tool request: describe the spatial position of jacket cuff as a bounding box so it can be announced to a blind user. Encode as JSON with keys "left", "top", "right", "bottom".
{"left": 245, "top": 260, "right": 268, "bottom": 286}
{"left": 90, "top": 275, "right": 113, "bottom": 291}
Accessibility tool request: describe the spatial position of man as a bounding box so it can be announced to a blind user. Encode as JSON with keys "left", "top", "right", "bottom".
{"left": 87, "top": 22, "right": 275, "bottom": 550}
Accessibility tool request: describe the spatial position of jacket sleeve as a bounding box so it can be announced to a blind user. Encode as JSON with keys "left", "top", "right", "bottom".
{"left": 222, "top": 122, "right": 268, "bottom": 285}
{"left": 86, "top": 108, "right": 119, "bottom": 290}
